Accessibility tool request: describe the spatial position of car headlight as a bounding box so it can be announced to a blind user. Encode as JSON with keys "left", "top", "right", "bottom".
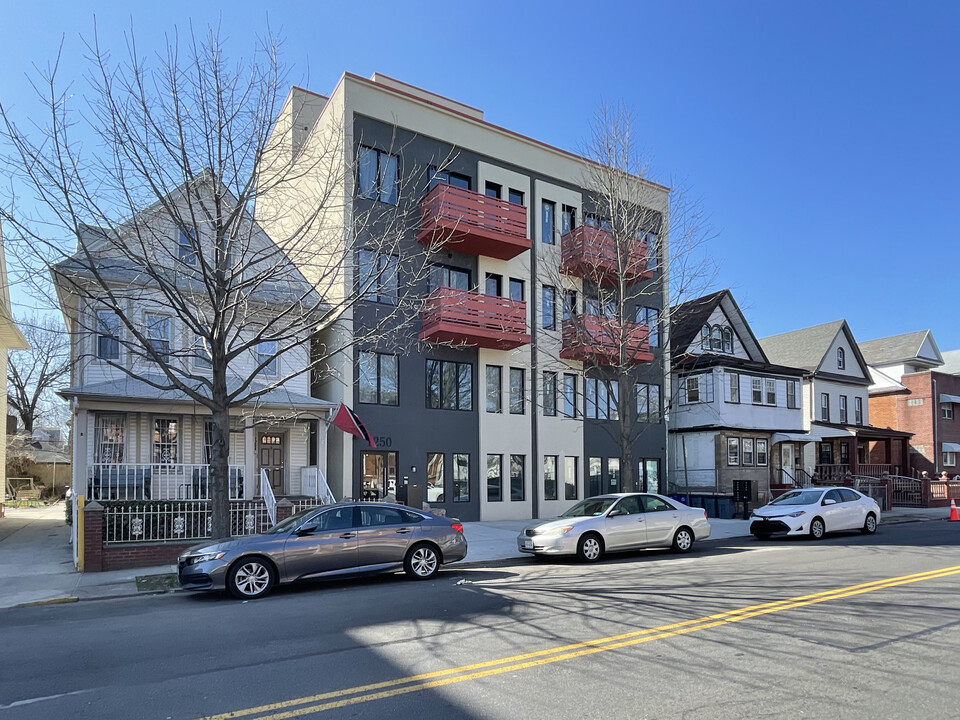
{"left": 183, "top": 551, "right": 226, "bottom": 565}
{"left": 786, "top": 511, "right": 807, "bottom": 518}
{"left": 539, "top": 525, "right": 575, "bottom": 537}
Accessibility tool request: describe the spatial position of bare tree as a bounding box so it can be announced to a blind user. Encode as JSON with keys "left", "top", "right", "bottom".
{"left": 0, "top": 26, "right": 438, "bottom": 537}
{"left": 539, "top": 104, "right": 716, "bottom": 493}
{"left": 7, "top": 314, "right": 71, "bottom": 434}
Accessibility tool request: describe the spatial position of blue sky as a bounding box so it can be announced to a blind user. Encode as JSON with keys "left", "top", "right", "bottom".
{"left": 1, "top": 1, "right": 957, "bottom": 349}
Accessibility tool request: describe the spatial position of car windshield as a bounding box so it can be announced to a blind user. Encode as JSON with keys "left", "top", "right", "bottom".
{"left": 769, "top": 490, "right": 824, "bottom": 506}
{"left": 264, "top": 509, "right": 318, "bottom": 535}
{"left": 561, "top": 497, "right": 617, "bottom": 517}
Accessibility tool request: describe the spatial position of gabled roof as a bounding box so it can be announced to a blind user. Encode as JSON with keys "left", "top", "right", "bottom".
{"left": 858, "top": 330, "right": 943, "bottom": 368}
{"left": 941, "top": 349, "right": 960, "bottom": 375}
{"left": 759, "top": 320, "right": 846, "bottom": 373}
{"left": 760, "top": 319, "right": 872, "bottom": 382}
{"left": 670, "top": 289, "right": 767, "bottom": 362}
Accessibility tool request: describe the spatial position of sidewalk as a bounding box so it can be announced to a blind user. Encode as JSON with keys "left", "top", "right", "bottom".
{"left": 0, "top": 504, "right": 952, "bottom": 609}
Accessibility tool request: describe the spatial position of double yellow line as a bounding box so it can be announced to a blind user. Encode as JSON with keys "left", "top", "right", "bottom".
{"left": 200, "top": 564, "right": 960, "bottom": 720}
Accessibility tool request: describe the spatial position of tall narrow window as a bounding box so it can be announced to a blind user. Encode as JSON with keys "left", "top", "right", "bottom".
{"left": 509, "top": 368, "right": 525, "bottom": 414}
{"left": 543, "top": 371, "right": 558, "bottom": 417}
{"left": 727, "top": 372, "right": 740, "bottom": 403}
{"left": 358, "top": 146, "right": 399, "bottom": 204}
{"left": 153, "top": 417, "right": 179, "bottom": 464}
{"left": 359, "top": 352, "right": 399, "bottom": 405}
{"left": 453, "top": 453, "right": 470, "bottom": 503}
{"left": 564, "top": 457, "right": 578, "bottom": 500}
{"left": 510, "top": 454, "right": 525, "bottom": 501}
{"left": 563, "top": 374, "right": 577, "bottom": 418}
{"left": 508, "top": 188, "right": 525, "bottom": 206}
{"left": 94, "top": 414, "right": 125, "bottom": 463}
{"left": 509, "top": 278, "right": 524, "bottom": 302}
{"left": 588, "top": 457, "right": 602, "bottom": 497}
{"left": 178, "top": 229, "right": 198, "bottom": 266}
{"left": 541, "top": 200, "right": 556, "bottom": 244}
{"left": 636, "top": 383, "right": 661, "bottom": 422}
{"left": 563, "top": 290, "right": 577, "bottom": 321}
{"left": 742, "top": 438, "right": 754, "bottom": 465}
{"left": 645, "top": 233, "right": 659, "bottom": 272}
{"left": 701, "top": 325, "right": 710, "bottom": 349}
{"left": 485, "top": 273, "right": 502, "bottom": 296}
{"left": 722, "top": 327, "right": 733, "bottom": 353}
{"left": 855, "top": 397, "right": 863, "bottom": 425}
{"left": 96, "top": 311, "right": 120, "bottom": 360}
{"left": 487, "top": 454, "right": 502, "bottom": 502}
{"left": 486, "top": 365, "right": 502, "bottom": 413}
{"left": 686, "top": 376, "right": 701, "bottom": 404}
{"left": 561, "top": 205, "right": 576, "bottom": 234}
{"left": 608, "top": 458, "right": 621, "bottom": 493}
{"left": 636, "top": 307, "right": 660, "bottom": 348}
{"left": 542, "top": 285, "right": 556, "bottom": 329}
{"left": 756, "top": 439, "right": 768, "bottom": 466}
{"left": 543, "top": 455, "right": 558, "bottom": 501}
{"left": 727, "top": 437, "right": 740, "bottom": 466}
{"left": 839, "top": 395, "right": 848, "bottom": 423}
{"left": 821, "top": 393, "right": 830, "bottom": 422}
{"left": 837, "top": 347, "right": 846, "bottom": 370}
{"left": 257, "top": 341, "right": 278, "bottom": 377}
{"left": 765, "top": 379, "right": 776, "bottom": 405}
{"left": 752, "top": 377, "right": 763, "bottom": 404}
{"left": 787, "top": 380, "right": 798, "bottom": 409}
{"left": 144, "top": 313, "right": 171, "bottom": 361}
{"left": 426, "top": 452, "right": 445, "bottom": 504}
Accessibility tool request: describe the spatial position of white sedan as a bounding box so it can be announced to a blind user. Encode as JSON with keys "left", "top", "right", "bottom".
{"left": 750, "top": 486, "right": 881, "bottom": 540}
{"left": 517, "top": 493, "right": 712, "bottom": 562}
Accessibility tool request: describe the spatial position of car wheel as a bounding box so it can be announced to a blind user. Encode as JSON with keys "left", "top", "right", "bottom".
{"left": 227, "top": 557, "right": 276, "bottom": 599}
{"left": 809, "top": 517, "right": 826, "bottom": 540}
{"left": 576, "top": 533, "right": 604, "bottom": 563}
{"left": 753, "top": 533, "right": 771, "bottom": 541}
{"left": 861, "top": 513, "right": 878, "bottom": 535}
{"left": 672, "top": 527, "right": 694, "bottom": 553}
{"left": 404, "top": 543, "right": 441, "bottom": 580}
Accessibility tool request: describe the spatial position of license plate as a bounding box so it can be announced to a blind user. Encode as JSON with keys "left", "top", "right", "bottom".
{"left": 523, "top": 539, "right": 533, "bottom": 549}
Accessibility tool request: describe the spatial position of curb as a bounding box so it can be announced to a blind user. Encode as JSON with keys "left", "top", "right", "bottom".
{"left": 15, "top": 596, "right": 79, "bottom": 608}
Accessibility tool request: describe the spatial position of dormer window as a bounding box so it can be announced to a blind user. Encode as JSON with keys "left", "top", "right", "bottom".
{"left": 722, "top": 327, "right": 733, "bottom": 353}
{"left": 701, "top": 325, "right": 710, "bottom": 349}
{"left": 710, "top": 326, "right": 722, "bottom": 351}
{"left": 702, "top": 324, "right": 733, "bottom": 353}
{"left": 837, "top": 347, "right": 845, "bottom": 370}
{"left": 178, "top": 229, "right": 198, "bottom": 266}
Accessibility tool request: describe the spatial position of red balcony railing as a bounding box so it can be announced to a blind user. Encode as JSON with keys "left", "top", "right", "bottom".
{"left": 560, "top": 315, "right": 653, "bottom": 365}
{"left": 419, "top": 288, "right": 531, "bottom": 350}
{"left": 416, "top": 183, "right": 530, "bottom": 260}
{"left": 559, "top": 226, "right": 652, "bottom": 285}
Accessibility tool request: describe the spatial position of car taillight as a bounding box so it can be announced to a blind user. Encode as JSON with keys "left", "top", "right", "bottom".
{"left": 451, "top": 523, "right": 464, "bottom": 534}
{"left": 703, "top": 510, "right": 708, "bottom": 520}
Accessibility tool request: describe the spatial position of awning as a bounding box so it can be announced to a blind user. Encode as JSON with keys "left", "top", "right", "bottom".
{"left": 940, "top": 394, "right": 960, "bottom": 405}
{"left": 771, "top": 432, "right": 822, "bottom": 444}
{"left": 943, "top": 442, "right": 960, "bottom": 453}
{"left": 812, "top": 424, "right": 856, "bottom": 439}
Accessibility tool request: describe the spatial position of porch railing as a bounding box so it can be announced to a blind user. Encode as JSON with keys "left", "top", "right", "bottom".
{"left": 260, "top": 468, "right": 277, "bottom": 525}
{"left": 87, "top": 463, "right": 245, "bottom": 501}
{"left": 102, "top": 499, "right": 272, "bottom": 544}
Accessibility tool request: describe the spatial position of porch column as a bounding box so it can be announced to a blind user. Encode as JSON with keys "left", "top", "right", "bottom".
{"left": 317, "top": 416, "right": 329, "bottom": 497}
{"left": 244, "top": 419, "right": 256, "bottom": 498}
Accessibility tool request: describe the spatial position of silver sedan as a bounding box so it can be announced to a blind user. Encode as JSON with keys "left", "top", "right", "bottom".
{"left": 517, "top": 493, "right": 711, "bottom": 562}
{"left": 178, "top": 502, "right": 468, "bottom": 599}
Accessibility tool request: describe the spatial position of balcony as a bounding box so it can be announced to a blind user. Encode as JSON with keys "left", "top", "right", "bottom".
{"left": 560, "top": 315, "right": 653, "bottom": 365}
{"left": 560, "top": 226, "right": 652, "bottom": 285}
{"left": 416, "top": 183, "right": 530, "bottom": 260}
{"left": 419, "top": 288, "right": 531, "bottom": 350}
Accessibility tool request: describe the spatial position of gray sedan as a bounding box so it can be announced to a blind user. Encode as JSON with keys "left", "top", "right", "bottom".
{"left": 178, "top": 502, "right": 468, "bottom": 599}
{"left": 518, "top": 493, "right": 711, "bottom": 562}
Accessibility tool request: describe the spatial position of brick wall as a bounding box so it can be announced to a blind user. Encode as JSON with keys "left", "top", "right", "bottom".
{"left": 902, "top": 373, "right": 935, "bottom": 475}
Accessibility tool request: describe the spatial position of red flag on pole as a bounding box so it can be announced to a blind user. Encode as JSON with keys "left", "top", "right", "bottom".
{"left": 332, "top": 402, "right": 376, "bottom": 448}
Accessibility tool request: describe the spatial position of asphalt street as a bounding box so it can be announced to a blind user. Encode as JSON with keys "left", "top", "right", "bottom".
{"left": 2, "top": 521, "right": 958, "bottom": 720}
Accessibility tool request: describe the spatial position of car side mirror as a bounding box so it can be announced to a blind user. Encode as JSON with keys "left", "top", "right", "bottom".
{"left": 822, "top": 498, "right": 836, "bottom": 506}
{"left": 295, "top": 524, "right": 319, "bottom": 536}
{"left": 608, "top": 508, "right": 626, "bottom": 517}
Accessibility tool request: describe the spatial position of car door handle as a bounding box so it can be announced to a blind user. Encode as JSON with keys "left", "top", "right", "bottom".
{"left": 339, "top": 532, "right": 356, "bottom": 539}
{"left": 395, "top": 528, "right": 412, "bottom": 534}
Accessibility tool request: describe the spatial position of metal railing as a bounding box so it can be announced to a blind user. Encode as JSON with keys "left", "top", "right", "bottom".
{"left": 317, "top": 467, "right": 336, "bottom": 505}
{"left": 102, "top": 499, "right": 272, "bottom": 544}
{"left": 260, "top": 469, "right": 277, "bottom": 525}
{"left": 87, "top": 463, "right": 245, "bottom": 501}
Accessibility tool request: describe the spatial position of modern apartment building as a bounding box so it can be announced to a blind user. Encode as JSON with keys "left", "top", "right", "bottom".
{"left": 259, "top": 73, "right": 669, "bottom": 522}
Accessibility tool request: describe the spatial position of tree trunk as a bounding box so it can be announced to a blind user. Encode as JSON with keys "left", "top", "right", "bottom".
{"left": 209, "top": 362, "right": 232, "bottom": 538}
{"left": 619, "top": 371, "right": 636, "bottom": 492}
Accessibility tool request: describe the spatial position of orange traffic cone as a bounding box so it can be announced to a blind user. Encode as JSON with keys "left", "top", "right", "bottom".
{"left": 950, "top": 499, "right": 959, "bottom": 522}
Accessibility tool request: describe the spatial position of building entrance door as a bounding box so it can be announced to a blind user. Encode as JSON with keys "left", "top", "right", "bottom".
{"left": 259, "top": 433, "right": 285, "bottom": 494}
{"left": 642, "top": 459, "right": 660, "bottom": 493}
{"left": 361, "top": 451, "right": 398, "bottom": 500}
{"left": 781, "top": 444, "right": 795, "bottom": 485}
